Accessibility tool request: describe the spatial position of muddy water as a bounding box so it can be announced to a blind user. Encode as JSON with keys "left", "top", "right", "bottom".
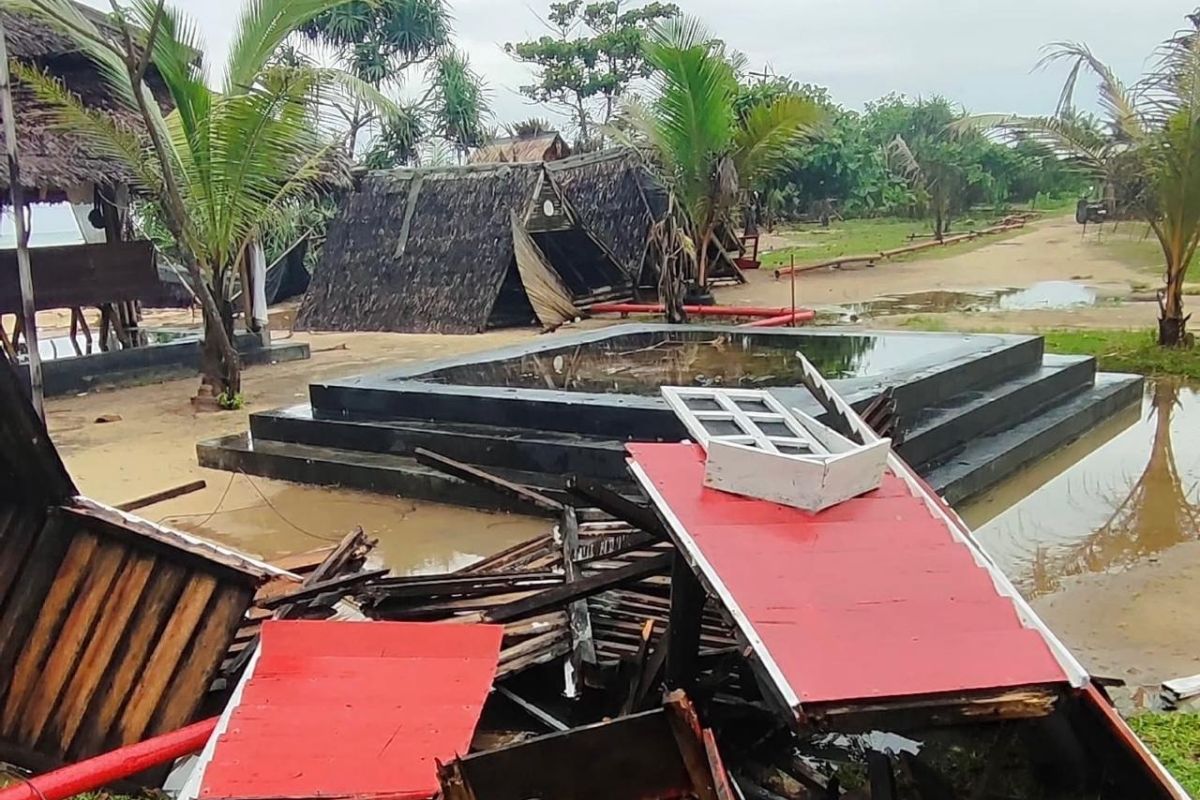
{"left": 833, "top": 280, "right": 1099, "bottom": 321}
{"left": 157, "top": 476, "right": 547, "bottom": 575}
{"left": 960, "top": 378, "right": 1200, "bottom": 598}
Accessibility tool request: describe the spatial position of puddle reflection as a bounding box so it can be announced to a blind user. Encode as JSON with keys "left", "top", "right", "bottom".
{"left": 961, "top": 379, "right": 1200, "bottom": 597}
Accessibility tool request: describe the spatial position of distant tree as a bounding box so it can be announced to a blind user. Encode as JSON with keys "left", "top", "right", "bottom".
{"left": 301, "top": 0, "right": 489, "bottom": 163}
{"left": 627, "top": 16, "right": 822, "bottom": 286}
{"left": 505, "top": 0, "right": 678, "bottom": 145}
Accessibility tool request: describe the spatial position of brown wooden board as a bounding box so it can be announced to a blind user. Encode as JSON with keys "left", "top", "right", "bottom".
{"left": 440, "top": 708, "right": 693, "bottom": 800}
{"left": 0, "top": 240, "right": 158, "bottom": 313}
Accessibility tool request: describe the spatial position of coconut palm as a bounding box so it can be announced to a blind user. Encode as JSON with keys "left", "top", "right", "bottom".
{"left": 976, "top": 14, "right": 1200, "bottom": 346}
{"left": 8, "top": 0, "right": 395, "bottom": 402}
{"left": 628, "top": 16, "right": 823, "bottom": 287}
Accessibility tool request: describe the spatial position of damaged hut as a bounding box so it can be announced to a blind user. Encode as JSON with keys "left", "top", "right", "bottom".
{"left": 0, "top": 4, "right": 185, "bottom": 346}
{"left": 296, "top": 162, "right": 635, "bottom": 334}
{"left": 469, "top": 131, "right": 571, "bottom": 164}
{"left": 0, "top": 355, "right": 266, "bottom": 773}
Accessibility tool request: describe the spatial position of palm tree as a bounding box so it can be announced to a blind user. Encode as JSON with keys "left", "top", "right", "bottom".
{"left": 9, "top": 0, "right": 394, "bottom": 402}
{"left": 977, "top": 13, "right": 1200, "bottom": 346}
{"left": 628, "top": 16, "right": 823, "bottom": 287}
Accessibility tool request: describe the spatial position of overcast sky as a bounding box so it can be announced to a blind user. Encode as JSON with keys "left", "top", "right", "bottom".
{"left": 78, "top": 0, "right": 1195, "bottom": 125}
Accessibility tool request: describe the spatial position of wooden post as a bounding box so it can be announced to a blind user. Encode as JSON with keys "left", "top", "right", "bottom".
{"left": 558, "top": 506, "right": 595, "bottom": 698}
{"left": 0, "top": 22, "right": 42, "bottom": 419}
{"left": 666, "top": 554, "right": 705, "bottom": 694}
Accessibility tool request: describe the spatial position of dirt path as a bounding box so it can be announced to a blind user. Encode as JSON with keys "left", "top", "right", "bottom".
{"left": 723, "top": 216, "right": 1147, "bottom": 308}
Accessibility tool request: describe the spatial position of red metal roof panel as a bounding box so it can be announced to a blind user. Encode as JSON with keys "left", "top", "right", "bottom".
{"left": 199, "top": 620, "right": 502, "bottom": 800}
{"left": 628, "top": 442, "right": 1067, "bottom": 707}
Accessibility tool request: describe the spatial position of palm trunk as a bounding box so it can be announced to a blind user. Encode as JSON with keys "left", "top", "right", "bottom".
{"left": 1158, "top": 263, "right": 1189, "bottom": 346}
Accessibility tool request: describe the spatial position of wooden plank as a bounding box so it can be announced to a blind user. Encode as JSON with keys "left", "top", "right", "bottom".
{"left": 0, "top": 506, "right": 41, "bottom": 615}
{"left": 415, "top": 448, "right": 564, "bottom": 515}
{"left": 259, "top": 569, "right": 388, "bottom": 610}
{"left": 664, "top": 690, "right": 719, "bottom": 800}
{"left": 703, "top": 728, "right": 737, "bottom": 800}
{"left": 0, "top": 512, "right": 70, "bottom": 709}
{"left": 148, "top": 584, "right": 253, "bottom": 736}
{"left": 560, "top": 506, "right": 595, "bottom": 698}
{"left": 483, "top": 553, "right": 673, "bottom": 624}
{"left": 115, "top": 480, "right": 207, "bottom": 512}
{"left": 116, "top": 573, "right": 219, "bottom": 744}
{"left": 565, "top": 475, "right": 669, "bottom": 538}
{"left": 0, "top": 241, "right": 159, "bottom": 313}
{"left": 45, "top": 553, "right": 156, "bottom": 751}
{"left": 67, "top": 560, "right": 188, "bottom": 758}
{"left": 18, "top": 539, "right": 127, "bottom": 746}
{"left": 1, "top": 528, "right": 101, "bottom": 737}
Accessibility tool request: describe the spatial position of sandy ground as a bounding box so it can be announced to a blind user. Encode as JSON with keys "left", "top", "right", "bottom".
{"left": 36, "top": 212, "right": 1196, "bottom": 686}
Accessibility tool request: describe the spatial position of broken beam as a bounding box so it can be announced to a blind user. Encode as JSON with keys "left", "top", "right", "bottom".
{"left": 483, "top": 553, "right": 673, "bottom": 624}
{"left": 417, "top": 448, "right": 564, "bottom": 515}
{"left": 566, "top": 475, "right": 669, "bottom": 538}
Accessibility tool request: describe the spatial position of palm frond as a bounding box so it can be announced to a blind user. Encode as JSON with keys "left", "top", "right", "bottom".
{"left": 224, "top": 0, "right": 358, "bottom": 91}
{"left": 733, "top": 95, "right": 823, "bottom": 186}
{"left": 1039, "top": 42, "right": 1145, "bottom": 141}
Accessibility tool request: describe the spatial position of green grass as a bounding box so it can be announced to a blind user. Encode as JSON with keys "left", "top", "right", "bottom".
{"left": 760, "top": 216, "right": 1025, "bottom": 270}
{"left": 1129, "top": 712, "right": 1200, "bottom": 795}
{"left": 1089, "top": 222, "right": 1165, "bottom": 272}
{"left": 897, "top": 321, "right": 1200, "bottom": 378}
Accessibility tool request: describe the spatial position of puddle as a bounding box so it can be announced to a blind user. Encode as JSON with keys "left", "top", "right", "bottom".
{"left": 157, "top": 479, "right": 547, "bottom": 575}
{"left": 24, "top": 328, "right": 200, "bottom": 362}
{"left": 960, "top": 378, "right": 1200, "bottom": 598}
{"left": 837, "top": 281, "right": 1098, "bottom": 320}
{"left": 418, "top": 331, "right": 976, "bottom": 395}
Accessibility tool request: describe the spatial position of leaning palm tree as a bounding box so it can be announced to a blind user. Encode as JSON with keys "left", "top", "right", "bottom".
{"left": 7, "top": 0, "right": 393, "bottom": 403}
{"left": 975, "top": 13, "right": 1200, "bottom": 346}
{"left": 627, "top": 16, "right": 823, "bottom": 288}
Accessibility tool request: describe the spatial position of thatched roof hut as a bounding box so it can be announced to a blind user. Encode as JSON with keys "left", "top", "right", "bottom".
{"left": 469, "top": 133, "right": 571, "bottom": 165}
{"left": 296, "top": 161, "right": 633, "bottom": 334}
{"left": 0, "top": 4, "right": 159, "bottom": 203}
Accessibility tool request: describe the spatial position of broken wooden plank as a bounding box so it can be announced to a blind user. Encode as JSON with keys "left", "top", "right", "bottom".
{"left": 416, "top": 448, "right": 564, "bottom": 515}
{"left": 258, "top": 568, "right": 389, "bottom": 610}
{"left": 559, "top": 506, "right": 595, "bottom": 698}
{"left": 495, "top": 686, "right": 569, "bottom": 732}
{"left": 115, "top": 480, "right": 207, "bottom": 513}
{"left": 566, "top": 475, "right": 668, "bottom": 538}
{"left": 664, "top": 690, "right": 719, "bottom": 800}
{"left": 483, "top": 553, "right": 673, "bottom": 624}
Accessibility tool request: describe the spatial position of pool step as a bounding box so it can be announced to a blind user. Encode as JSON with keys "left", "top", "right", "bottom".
{"left": 925, "top": 372, "right": 1144, "bottom": 504}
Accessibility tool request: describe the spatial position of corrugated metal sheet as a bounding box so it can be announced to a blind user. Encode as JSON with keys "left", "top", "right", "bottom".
{"left": 199, "top": 620, "right": 503, "bottom": 800}
{"left": 628, "top": 443, "right": 1068, "bottom": 708}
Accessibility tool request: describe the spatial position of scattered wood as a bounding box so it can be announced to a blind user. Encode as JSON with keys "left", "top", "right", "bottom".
{"left": 1162, "top": 674, "right": 1200, "bottom": 708}
{"left": 565, "top": 475, "right": 669, "bottom": 539}
{"left": 558, "top": 506, "right": 595, "bottom": 697}
{"left": 415, "top": 447, "right": 564, "bottom": 515}
{"left": 115, "top": 479, "right": 207, "bottom": 512}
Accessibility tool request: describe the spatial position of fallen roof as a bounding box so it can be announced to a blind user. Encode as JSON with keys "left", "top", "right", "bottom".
{"left": 628, "top": 442, "right": 1074, "bottom": 714}
{"left": 194, "top": 620, "right": 503, "bottom": 800}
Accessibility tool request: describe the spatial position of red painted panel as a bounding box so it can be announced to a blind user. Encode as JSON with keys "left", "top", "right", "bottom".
{"left": 628, "top": 443, "right": 1067, "bottom": 706}
{"left": 200, "top": 620, "right": 503, "bottom": 800}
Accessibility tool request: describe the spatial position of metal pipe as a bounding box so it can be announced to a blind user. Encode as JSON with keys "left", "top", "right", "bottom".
{"left": 740, "top": 311, "right": 816, "bottom": 328}
{"left": 588, "top": 303, "right": 795, "bottom": 319}
{"left": 0, "top": 718, "right": 217, "bottom": 800}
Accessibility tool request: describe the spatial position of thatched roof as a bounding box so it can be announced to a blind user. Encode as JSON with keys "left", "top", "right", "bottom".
{"left": 0, "top": 5, "right": 159, "bottom": 203}
{"left": 469, "top": 132, "right": 570, "bottom": 164}
{"left": 296, "top": 161, "right": 633, "bottom": 334}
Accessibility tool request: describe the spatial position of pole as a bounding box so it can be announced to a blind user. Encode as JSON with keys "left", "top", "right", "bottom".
{"left": 790, "top": 254, "right": 797, "bottom": 327}
{"left": 0, "top": 21, "right": 43, "bottom": 419}
{"left": 0, "top": 718, "right": 217, "bottom": 800}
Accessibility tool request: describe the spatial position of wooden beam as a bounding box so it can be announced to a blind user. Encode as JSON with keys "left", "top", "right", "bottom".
{"left": 560, "top": 506, "right": 595, "bottom": 697}
{"left": 116, "top": 480, "right": 207, "bottom": 512}
{"left": 0, "top": 18, "right": 41, "bottom": 419}
{"left": 667, "top": 553, "right": 706, "bottom": 693}
{"left": 416, "top": 448, "right": 564, "bottom": 515}
{"left": 566, "top": 475, "right": 669, "bottom": 538}
{"left": 257, "top": 568, "right": 389, "bottom": 610}
{"left": 483, "top": 552, "right": 673, "bottom": 624}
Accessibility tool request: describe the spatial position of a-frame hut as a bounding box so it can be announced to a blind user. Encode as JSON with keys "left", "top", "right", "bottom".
{"left": 296, "top": 162, "right": 634, "bottom": 334}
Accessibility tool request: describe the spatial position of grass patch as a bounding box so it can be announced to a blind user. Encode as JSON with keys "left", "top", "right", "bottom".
{"left": 760, "top": 215, "right": 1028, "bottom": 270}
{"left": 1128, "top": 712, "right": 1200, "bottom": 795}
{"left": 896, "top": 321, "right": 1200, "bottom": 378}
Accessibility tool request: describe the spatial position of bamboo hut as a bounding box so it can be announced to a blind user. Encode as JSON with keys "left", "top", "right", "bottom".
{"left": 0, "top": 4, "right": 184, "bottom": 346}
{"left": 469, "top": 132, "right": 571, "bottom": 164}
{"left": 296, "top": 162, "right": 634, "bottom": 334}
